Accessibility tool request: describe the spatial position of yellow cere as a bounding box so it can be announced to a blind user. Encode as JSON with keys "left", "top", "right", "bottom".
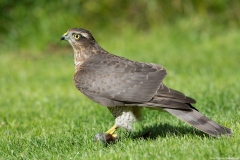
{"left": 63, "top": 32, "right": 68, "bottom": 36}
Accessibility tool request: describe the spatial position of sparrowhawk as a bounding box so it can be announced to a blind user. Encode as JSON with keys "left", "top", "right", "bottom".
{"left": 60, "top": 28, "right": 231, "bottom": 143}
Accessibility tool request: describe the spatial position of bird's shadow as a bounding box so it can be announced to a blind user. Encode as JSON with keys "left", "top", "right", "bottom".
{"left": 99, "top": 123, "right": 212, "bottom": 147}
{"left": 130, "top": 123, "right": 209, "bottom": 140}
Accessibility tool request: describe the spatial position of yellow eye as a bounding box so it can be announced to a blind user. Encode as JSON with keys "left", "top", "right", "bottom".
{"left": 73, "top": 34, "right": 81, "bottom": 40}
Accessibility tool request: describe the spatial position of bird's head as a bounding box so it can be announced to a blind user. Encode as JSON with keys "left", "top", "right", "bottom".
{"left": 61, "top": 28, "right": 96, "bottom": 48}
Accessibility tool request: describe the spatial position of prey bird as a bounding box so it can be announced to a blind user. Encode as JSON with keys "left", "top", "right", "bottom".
{"left": 60, "top": 28, "right": 231, "bottom": 142}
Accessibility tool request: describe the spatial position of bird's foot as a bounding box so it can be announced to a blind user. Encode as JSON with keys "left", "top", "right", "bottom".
{"left": 94, "top": 133, "right": 118, "bottom": 145}
{"left": 94, "top": 125, "right": 119, "bottom": 145}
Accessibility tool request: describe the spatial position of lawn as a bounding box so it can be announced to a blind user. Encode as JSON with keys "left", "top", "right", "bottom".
{"left": 0, "top": 24, "right": 239, "bottom": 159}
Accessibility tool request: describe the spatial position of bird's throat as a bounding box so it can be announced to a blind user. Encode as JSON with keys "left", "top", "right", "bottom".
{"left": 73, "top": 48, "right": 90, "bottom": 72}
{"left": 74, "top": 53, "right": 84, "bottom": 72}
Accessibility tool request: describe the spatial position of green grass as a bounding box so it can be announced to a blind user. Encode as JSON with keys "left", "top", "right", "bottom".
{"left": 0, "top": 25, "right": 239, "bottom": 159}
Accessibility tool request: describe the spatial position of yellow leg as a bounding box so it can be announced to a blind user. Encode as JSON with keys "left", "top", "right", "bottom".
{"left": 105, "top": 125, "right": 118, "bottom": 138}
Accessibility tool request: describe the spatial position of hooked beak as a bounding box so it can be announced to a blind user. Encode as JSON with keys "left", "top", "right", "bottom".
{"left": 60, "top": 32, "right": 68, "bottom": 41}
{"left": 60, "top": 36, "right": 65, "bottom": 41}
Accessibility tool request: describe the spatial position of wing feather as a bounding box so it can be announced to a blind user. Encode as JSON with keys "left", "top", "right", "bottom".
{"left": 74, "top": 55, "right": 167, "bottom": 106}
